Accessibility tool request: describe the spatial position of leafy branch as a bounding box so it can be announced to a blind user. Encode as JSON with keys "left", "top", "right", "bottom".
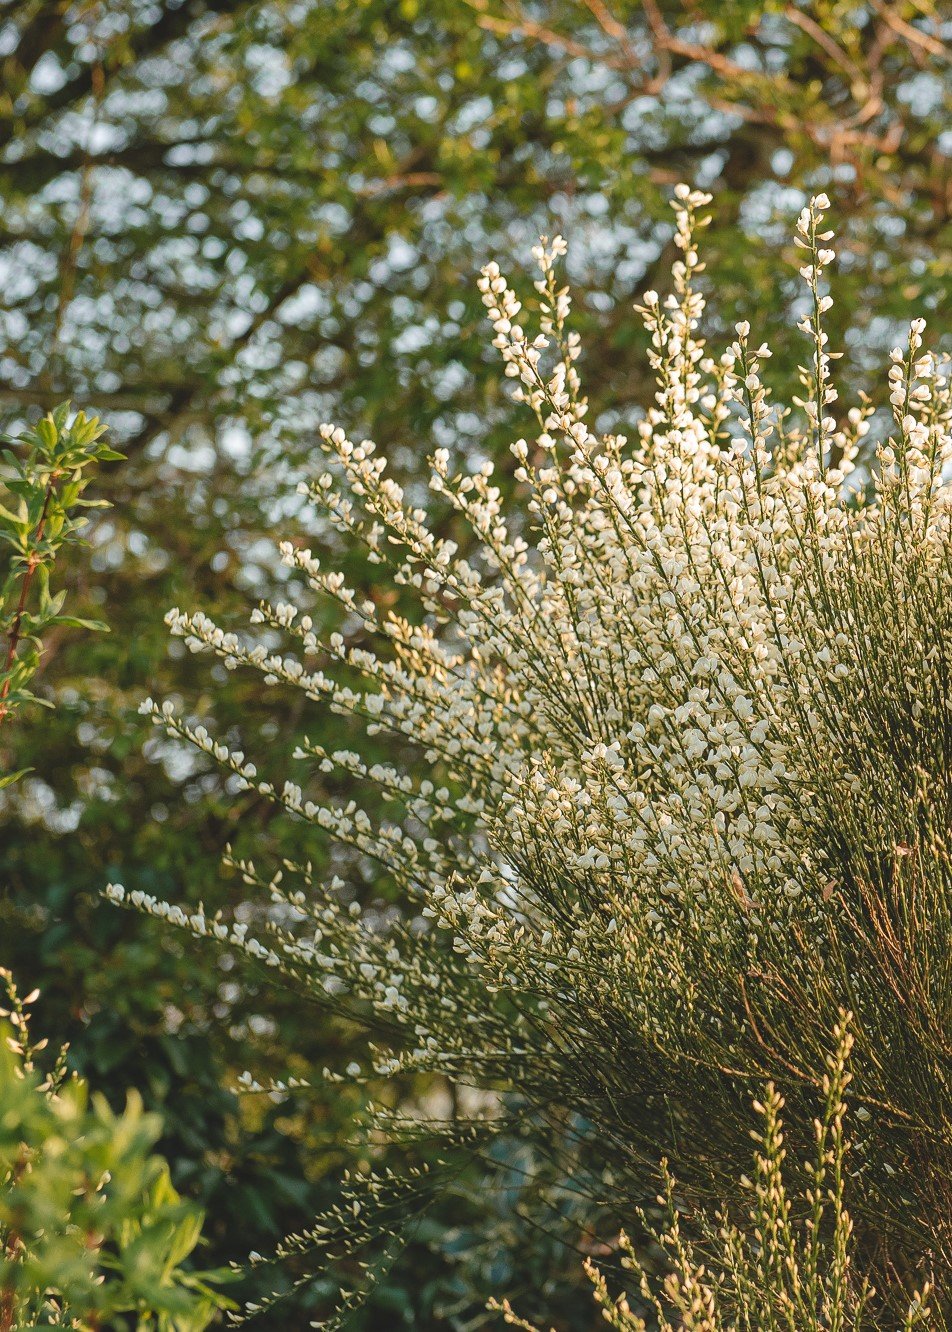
{"left": 0, "top": 972, "right": 231, "bottom": 1331}
{"left": 0, "top": 403, "right": 121, "bottom": 766}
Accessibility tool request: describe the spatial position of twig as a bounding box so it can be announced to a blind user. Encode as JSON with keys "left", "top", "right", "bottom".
{"left": 783, "top": 4, "right": 863, "bottom": 81}
{"left": 869, "top": 0, "right": 949, "bottom": 60}
{"left": 0, "top": 474, "right": 57, "bottom": 728}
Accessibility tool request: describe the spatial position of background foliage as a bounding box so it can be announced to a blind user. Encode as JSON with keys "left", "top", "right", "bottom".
{"left": 0, "top": 1, "right": 948, "bottom": 1325}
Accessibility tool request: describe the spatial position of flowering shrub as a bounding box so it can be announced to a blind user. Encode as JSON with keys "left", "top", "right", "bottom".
{"left": 113, "top": 188, "right": 952, "bottom": 1323}
{"left": 493, "top": 1017, "right": 937, "bottom": 1332}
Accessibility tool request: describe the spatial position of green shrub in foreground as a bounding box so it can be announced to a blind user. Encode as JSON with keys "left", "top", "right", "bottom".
{"left": 1, "top": 411, "right": 226, "bottom": 1329}
{"left": 0, "top": 972, "right": 229, "bottom": 1330}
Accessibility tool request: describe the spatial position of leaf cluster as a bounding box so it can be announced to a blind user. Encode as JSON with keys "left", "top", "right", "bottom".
{"left": 0, "top": 403, "right": 118, "bottom": 743}
{"left": 0, "top": 972, "right": 230, "bottom": 1331}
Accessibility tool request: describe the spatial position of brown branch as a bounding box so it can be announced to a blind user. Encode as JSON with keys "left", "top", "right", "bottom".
{"left": 783, "top": 4, "right": 864, "bottom": 81}
{"left": 578, "top": 0, "right": 651, "bottom": 83}
{"left": 0, "top": 1142, "right": 29, "bottom": 1330}
{"left": 463, "top": 0, "right": 635, "bottom": 72}
{"left": 0, "top": 1231, "right": 23, "bottom": 1329}
{"left": 358, "top": 170, "right": 443, "bottom": 197}
{"left": 470, "top": 0, "right": 943, "bottom": 180}
{"left": 869, "top": 0, "right": 949, "bottom": 60}
{"left": 0, "top": 475, "right": 57, "bottom": 727}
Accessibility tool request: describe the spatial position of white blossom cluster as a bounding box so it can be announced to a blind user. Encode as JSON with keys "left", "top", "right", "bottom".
{"left": 107, "top": 188, "right": 952, "bottom": 1312}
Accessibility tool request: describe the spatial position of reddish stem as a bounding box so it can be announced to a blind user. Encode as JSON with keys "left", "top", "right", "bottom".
{"left": 0, "top": 1149, "right": 28, "bottom": 1332}
{"left": 0, "top": 1241, "right": 17, "bottom": 1332}
{"left": 0, "top": 474, "right": 57, "bottom": 728}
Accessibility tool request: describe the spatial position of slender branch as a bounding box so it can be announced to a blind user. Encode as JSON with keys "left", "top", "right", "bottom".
{"left": 0, "top": 474, "right": 57, "bottom": 727}
{"left": 783, "top": 4, "right": 863, "bottom": 81}
{"left": 869, "top": 0, "right": 948, "bottom": 60}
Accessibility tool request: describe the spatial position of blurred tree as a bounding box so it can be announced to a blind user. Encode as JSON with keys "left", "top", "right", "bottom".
{"left": 0, "top": 0, "right": 947, "bottom": 1324}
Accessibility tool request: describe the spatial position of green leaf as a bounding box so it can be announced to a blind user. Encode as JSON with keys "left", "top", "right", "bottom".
{"left": 35, "top": 417, "right": 58, "bottom": 450}
{"left": 51, "top": 401, "right": 71, "bottom": 431}
{"left": 164, "top": 1208, "right": 205, "bottom": 1269}
{"left": 55, "top": 616, "right": 109, "bottom": 632}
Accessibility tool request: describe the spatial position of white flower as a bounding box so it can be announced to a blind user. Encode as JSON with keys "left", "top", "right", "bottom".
{"left": 108, "top": 194, "right": 951, "bottom": 1282}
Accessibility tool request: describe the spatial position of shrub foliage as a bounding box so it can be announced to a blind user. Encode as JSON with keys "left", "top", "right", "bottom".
{"left": 0, "top": 414, "right": 228, "bottom": 1330}
{"left": 0, "top": 404, "right": 118, "bottom": 742}
{"left": 4, "top": 3, "right": 948, "bottom": 1307}
{"left": 495, "top": 1017, "right": 938, "bottom": 1331}
{"left": 0, "top": 975, "right": 228, "bottom": 1329}
{"left": 112, "top": 189, "right": 952, "bottom": 1323}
